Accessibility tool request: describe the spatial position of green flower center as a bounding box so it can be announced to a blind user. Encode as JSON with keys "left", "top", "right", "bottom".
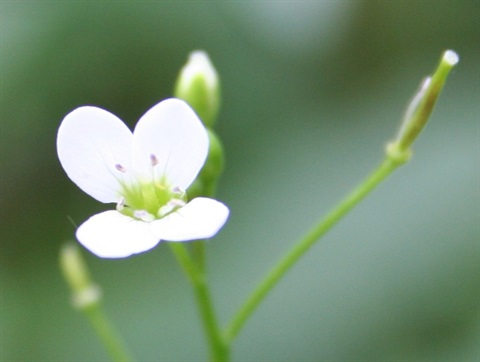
{"left": 114, "top": 156, "right": 187, "bottom": 221}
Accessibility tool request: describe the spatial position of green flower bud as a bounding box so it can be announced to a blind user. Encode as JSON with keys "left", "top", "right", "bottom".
{"left": 394, "top": 50, "right": 459, "bottom": 152}
{"left": 60, "top": 243, "right": 101, "bottom": 309}
{"left": 174, "top": 51, "right": 220, "bottom": 128}
{"left": 188, "top": 129, "right": 225, "bottom": 198}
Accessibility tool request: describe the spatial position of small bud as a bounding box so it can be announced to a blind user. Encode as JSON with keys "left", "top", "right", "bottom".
{"left": 60, "top": 243, "right": 101, "bottom": 309}
{"left": 188, "top": 129, "right": 225, "bottom": 198}
{"left": 394, "top": 50, "right": 459, "bottom": 152}
{"left": 174, "top": 51, "right": 220, "bottom": 128}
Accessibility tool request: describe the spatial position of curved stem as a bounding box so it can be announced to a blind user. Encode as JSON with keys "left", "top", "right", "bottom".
{"left": 224, "top": 156, "right": 404, "bottom": 342}
{"left": 223, "top": 49, "right": 458, "bottom": 344}
{"left": 169, "top": 243, "right": 229, "bottom": 362}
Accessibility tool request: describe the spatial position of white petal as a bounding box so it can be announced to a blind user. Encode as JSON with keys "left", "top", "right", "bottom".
{"left": 150, "top": 197, "right": 229, "bottom": 241}
{"left": 132, "top": 99, "right": 209, "bottom": 190}
{"left": 76, "top": 211, "right": 160, "bottom": 258}
{"left": 57, "top": 106, "right": 134, "bottom": 203}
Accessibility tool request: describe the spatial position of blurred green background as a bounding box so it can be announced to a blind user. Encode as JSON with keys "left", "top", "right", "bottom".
{"left": 1, "top": 1, "right": 479, "bottom": 361}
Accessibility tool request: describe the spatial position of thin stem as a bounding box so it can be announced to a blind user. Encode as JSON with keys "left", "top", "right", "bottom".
{"left": 223, "top": 49, "right": 458, "bottom": 344}
{"left": 224, "top": 155, "right": 404, "bottom": 342}
{"left": 60, "top": 243, "right": 133, "bottom": 361}
{"left": 169, "top": 243, "right": 229, "bottom": 362}
{"left": 192, "top": 240, "right": 206, "bottom": 272}
{"left": 83, "top": 302, "right": 133, "bottom": 362}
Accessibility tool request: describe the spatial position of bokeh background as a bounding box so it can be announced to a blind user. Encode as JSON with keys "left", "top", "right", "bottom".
{"left": 1, "top": 1, "right": 479, "bottom": 361}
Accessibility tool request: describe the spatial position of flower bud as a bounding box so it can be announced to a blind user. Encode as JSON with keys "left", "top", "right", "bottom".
{"left": 60, "top": 243, "right": 101, "bottom": 309}
{"left": 174, "top": 51, "right": 220, "bottom": 128}
{"left": 188, "top": 129, "right": 225, "bottom": 198}
{"left": 394, "top": 50, "right": 459, "bottom": 152}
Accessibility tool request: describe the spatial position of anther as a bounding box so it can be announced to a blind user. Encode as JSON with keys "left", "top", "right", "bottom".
{"left": 172, "top": 186, "right": 185, "bottom": 195}
{"left": 158, "top": 199, "right": 186, "bottom": 218}
{"left": 115, "top": 164, "right": 126, "bottom": 173}
{"left": 150, "top": 154, "right": 158, "bottom": 166}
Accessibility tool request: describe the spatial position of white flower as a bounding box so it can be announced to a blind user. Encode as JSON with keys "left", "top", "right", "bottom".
{"left": 57, "top": 98, "right": 229, "bottom": 258}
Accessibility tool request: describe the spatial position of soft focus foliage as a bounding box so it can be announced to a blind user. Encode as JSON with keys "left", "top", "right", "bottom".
{"left": 1, "top": 2, "right": 478, "bottom": 360}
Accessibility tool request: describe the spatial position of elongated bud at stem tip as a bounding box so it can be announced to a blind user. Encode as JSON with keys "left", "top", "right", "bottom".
{"left": 60, "top": 243, "right": 101, "bottom": 308}
{"left": 392, "top": 50, "right": 459, "bottom": 154}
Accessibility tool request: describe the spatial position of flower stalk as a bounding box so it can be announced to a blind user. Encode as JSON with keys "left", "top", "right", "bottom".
{"left": 224, "top": 50, "right": 459, "bottom": 343}
{"left": 60, "top": 243, "right": 133, "bottom": 362}
{"left": 171, "top": 50, "right": 229, "bottom": 361}
{"left": 169, "top": 243, "right": 229, "bottom": 362}
{"left": 224, "top": 156, "right": 401, "bottom": 342}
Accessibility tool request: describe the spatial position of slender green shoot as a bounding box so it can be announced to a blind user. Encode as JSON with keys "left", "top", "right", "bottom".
{"left": 169, "top": 243, "right": 229, "bottom": 362}
{"left": 224, "top": 50, "right": 459, "bottom": 343}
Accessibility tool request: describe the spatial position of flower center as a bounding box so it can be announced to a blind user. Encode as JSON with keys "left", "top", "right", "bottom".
{"left": 114, "top": 154, "right": 186, "bottom": 221}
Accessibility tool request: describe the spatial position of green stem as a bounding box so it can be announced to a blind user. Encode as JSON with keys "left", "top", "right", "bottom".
{"left": 192, "top": 240, "right": 206, "bottom": 272}
{"left": 59, "top": 243, "right": 133, "bottom": 361}
{"left": 224, "top": 153, "right": 407, "bottom": 342}
{"left": 169, "top": 243, "right": 229, "bottom": 362}
{"left": 83, "top": 302, "right": 133, "bottom": 362}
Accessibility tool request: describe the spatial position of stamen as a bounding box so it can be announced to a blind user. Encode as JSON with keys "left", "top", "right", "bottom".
{"left": 172, "top": 186, "right": 185, "bottom": 195}
{"left": 115, "top": 164, "right": 126, "bottom": 173}
{"left": 156, "top": 182, "right": 166, "bottom": 190}
{"left": 134, "top": 210, "right": 155, "bottom": 222}
{"left": 116, "top": 197, "right": 125, "bottom": 211}
{"left": 150, "top": 154, "right": 158, "bottom": 166}
{"left": 158, "top": 198, "right": 186, "bottom": 218}
{"left": 170, "top": 198, "right": 186, "bottom": 207}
